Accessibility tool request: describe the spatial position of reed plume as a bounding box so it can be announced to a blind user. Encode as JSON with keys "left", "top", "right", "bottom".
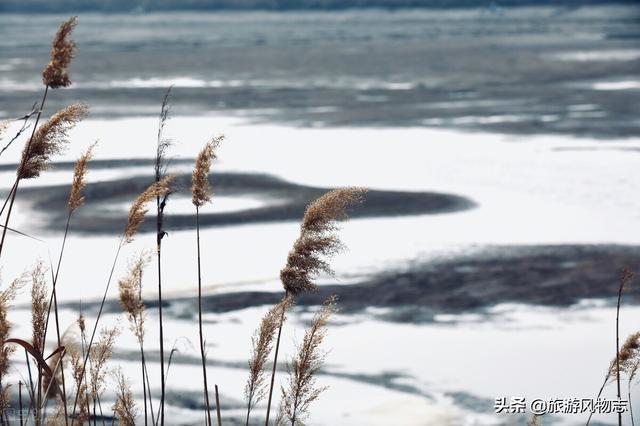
{"left": 118, "top": 251, "right": 152, "bottom": 425}
{"left": 527, "top": 414, "right": 542, "bottom": 426}
{"left": 124, "top": 176, "right": 172, "bottom": 244}
{"left": 118, "top": 252, "right": 150, "bottom": 343}
{"left": 18, "top": 103, "right": 87, "bottom": 180}
{"left": 42, "top": 16, "right": 78, "bottom": 89}
{"left": 45, "top": 401, "right": 66, "bottom": 426}
{"left": 191, "top": 136, "right": 223, "bottom": 426}
{"left": 277, "top": 296, "right": 337, "bottom": 426}
{"left": 113, "top": 370, "right": 137, "bottom": 426}
{"left": 281, "top": 188, "right": 366, "bottom": 295}
{"left": 265, "top": 188, "right": 365, "bottom": 425}
{"left": 609, "top": 331, "right": 640, "bottom": 380}
{"left": 89, "top": 327, "right": 119, "bottom": 420}
{"left": 68, "top": 142, "right": 96, "bottom": 212}
{"left": 30, "top": 261, "right": 49, "bottom": 425}
{"left": 31, "top": 261, "right": 48, "bottom": 354}
{"left": 245, "top": 296, "right": 292, "bottom": 425}
{"left": 0, "top": 274, "right": 25, "bottom": 420}
{"left": 192, "top": 136, "right": 223, "bottom": 207}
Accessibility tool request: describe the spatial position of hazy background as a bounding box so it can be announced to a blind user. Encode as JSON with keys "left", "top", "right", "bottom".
{"left": 1, "top": 1, "right": 640, "bottom": 425}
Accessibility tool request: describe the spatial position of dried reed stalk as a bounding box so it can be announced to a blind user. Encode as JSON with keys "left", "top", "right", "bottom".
{"left": 615, "top": 269, "right": 634, "bottom": 426}
{"left": 276, "top": 296, "right": 337, "bottom": 426}
{"left": 0, "top": 16, "right": 78, "bottom": 260}
{"left": 155, "top": 88, "right": 174, "bottom": 426}
{"left": 0, "top": 275, "right": 25, "bottom": 421}
{"left": 245, "top": 297, "right": 292, "bottom": 426}
{"left": 71, "top": 180, "right": 170, "bottom": 425}
{"left": 118, "top": 251, "right": 151, "bottom": 425}
{"left": 587, "top": 269, "right": 636, "bottom": 426}
{"left": 265, "top": 188, "right": 365, "bottom": 426}
{"left": 191, "top": 136, "right": 222, "bottom": 426}
{"left": 40, "top": 143, "right": 96, "bottom": 425}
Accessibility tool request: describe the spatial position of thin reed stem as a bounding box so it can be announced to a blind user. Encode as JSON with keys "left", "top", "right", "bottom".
{"left": 629, "top": 379, "right": 635, "bottom": 426}
{"left": 70, "top": 238, "right": 124, "bottom": 425}
{"left": 196, "top": 206, "right": 213, "bottom": 426}
{"left": 0, "top": 85, "right": 48, "bottom": 261}
{"left": 24, "top": 349, "right": 36, "bottom": 421}
{"left": 264, "top": 292, "right": 287, "bottom": 426}
{"left": 617, "top": 281, "right": 623, "bottom": 426}
{"left": 215, "top": 384, "right": 221, "bottom": 426}
{"left": 19, "top": 380, "right": 23, "bottom": 426}
{"left": 42, "top": 210, "right": 72, "bottom": 425}
{"left": 156, "top": 232, "right": 165, "bottom": 426}
{"left": 143, "top": 354, "right": 156, "bottom": 426}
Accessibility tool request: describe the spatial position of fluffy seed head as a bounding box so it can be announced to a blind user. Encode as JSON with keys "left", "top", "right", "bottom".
{"left": 30, "top": 261, "right": 48, "bottom": 352}
{"left": 42, "top": 16, "right": 78, "bottom": 88}
{"left": 192, "top": 136, "right": 223, "bottom": 207}
{"left": 89, "top": 326, "right": 120, "bottom": 402}
{"left": 280, "top": 188, "right": 366, "bottom": 295}
{"left": 19, "top": 103, "right": 88, "bottom": 179}
{"left": 68, "top": 142, "right": 96, "bottom": 212}
{"left": 609, "top": 331, "right": 640, "bottom": 381}
{"left": 113, "top": 369, "right": 137, "bottom": 426}
{"left": 118, "top": 251, "right": 150, "bottom": 343}
{"left": 277, "top": 296, "right": 338, "bottom": 425}
{"left": 621, "top": 268, "right": 634, "bottom": 291}
{"left": 245, "top": 296, "right": 292, "bottom": 416}
{"left": 0, "top": 274, "right": 26, "bottom": 390}
{"left": 124, "top": 176, "right": 172, "bottom": 244}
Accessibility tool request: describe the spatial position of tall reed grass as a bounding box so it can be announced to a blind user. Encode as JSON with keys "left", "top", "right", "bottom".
{"left": 0, "top": 16, "right": 365, "bottom": 425}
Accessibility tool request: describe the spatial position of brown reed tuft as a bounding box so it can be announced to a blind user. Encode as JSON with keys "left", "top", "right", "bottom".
{"left": 30, "top": 261, "right": 48, "bottom": 353}
{"left": 280, "top": 188, "right": 366, "bottom": 295}
{"left": 124, "top": 176, "right": 172, "bottom": 244}
{"left": 68, "top": 142, "right": 96, "bottom": 212}
{"left": 192, "top": 136, "right": 223, "bottom": 207}
{"left": 113, "top": 369, "right": 138, "bottom": 426}
{"left": 608, "top": 331, "right": 640, "bottom": 380}
{"left": 245, "top": 296, "right": 292, "bottom": 421}
{"left": 89, "top": 326, "right": 119, "bottom": 404}
{"left": 118, "top": 251, "right": 150, "bottom": 343}
{"left": 0, "top": 274, "right": 26, "bottom": 415}
{"left": 44, "top": 401, "right": 66, "bottom": 426}
{"left": 528, "top": 414, "right": 542, "bottom": 426}
{"left": 42, "top": 16, "right": 78, "bottom": 89}
{"left": 18, "top": 103, "right": 88, "bottom": 179}
{"left": 277, "top": 295, "right": 338, "bottom": 426}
